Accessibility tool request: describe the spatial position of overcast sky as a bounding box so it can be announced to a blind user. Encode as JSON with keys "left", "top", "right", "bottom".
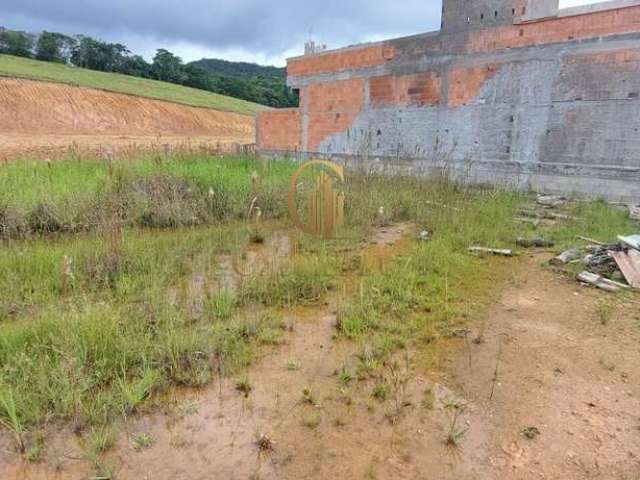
{"left": 1, "top": 0, "right": 601, "bottom": 66}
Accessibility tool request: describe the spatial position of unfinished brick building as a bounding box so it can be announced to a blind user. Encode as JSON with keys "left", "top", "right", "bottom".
{"left": 257, "top": 0, "right": 640, "bottom": 202}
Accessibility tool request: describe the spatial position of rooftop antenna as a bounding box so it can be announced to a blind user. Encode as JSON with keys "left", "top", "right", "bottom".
{"left": 305, "top": 26, "right": 315, "bottom": 55}
{"left": 305, "top": 25, "right": 326, "bottom": 55}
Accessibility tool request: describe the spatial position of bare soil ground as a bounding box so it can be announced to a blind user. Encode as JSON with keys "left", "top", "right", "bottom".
{"left": 3, "top": 229, "right": 639, "bottom": 480}
{"left": 0, "top": 78, "right": 255, "bottom": 160}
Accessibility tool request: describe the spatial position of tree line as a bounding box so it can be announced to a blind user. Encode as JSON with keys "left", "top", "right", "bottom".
{"left": 0, "top": 27, "right": 299, "bottom": 108}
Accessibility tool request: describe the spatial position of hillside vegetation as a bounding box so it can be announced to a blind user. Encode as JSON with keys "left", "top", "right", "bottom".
{"left": 0, "top": 54, "right": 265, "bottom": 115}
{"left": 0, "top": 27, "right": 297, "bottom": 108}
{"left": 190, "top": 58, "right": 286, "bottom": 79}
{"left": 190, "top": 58, "right": 297, "bottom": 108}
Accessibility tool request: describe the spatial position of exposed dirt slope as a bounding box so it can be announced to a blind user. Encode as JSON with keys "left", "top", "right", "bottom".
{"left": 0, "top": 78, "right": 255, "bottom": 159}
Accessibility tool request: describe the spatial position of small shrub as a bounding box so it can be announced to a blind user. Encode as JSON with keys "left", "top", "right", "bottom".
{"left": 131, "top": 176, "right": 205, "bottom": 229}
{"left": 27, "top": 202, "right": 62, "bottom": 234}
{"left": 421, "top": 388, "right": 435, "bottom": 410}
{"left": 338, "top": 367, "right": 354, "bottom": 386}
{"left": 302, "top": 388, "right": 317, "bottom": 406}
{"left": 206, "top": 292, "right": 238, "bottom": 321}
{"left": 0, "top": 204, "right": 26, "bottom": 240}
{"left": 235, "top": 377, "right": 252, "bottom": 397}
{"left": 372, "top": 382, "right": 389, "bottom": 401}
{"left": 302, "top": 411, "right": 321, "bottom": 429}
{"left": 287, "top": 360, "right": 300, "bottom": 371}
{"left": 131, "top": 432, "right": 155, "bottom": 451}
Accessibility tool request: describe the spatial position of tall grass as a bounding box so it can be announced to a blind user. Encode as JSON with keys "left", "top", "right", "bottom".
{"left": 0, "top": 154, "right": 296, "bottom": 239}
{"left": 0, "top": 223, "right": 306, "bottom": 432}
{"left": 338, "top": 175, "right": 524, "bottom": 363}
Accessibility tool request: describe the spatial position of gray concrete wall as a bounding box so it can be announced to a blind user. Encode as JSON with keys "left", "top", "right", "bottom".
{"left": 442, "top": 0, "right": 515, "bottom": 32}
{"left": 262, "top": 2, "right": 640, "bottom": 203}
{"left": 307, "top": 35, "right": 640, "bottom": 202}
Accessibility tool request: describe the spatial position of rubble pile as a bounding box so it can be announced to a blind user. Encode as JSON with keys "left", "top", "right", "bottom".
{"left": 556, "top": 235, "right": 640, "bottom": 292}
{"left": 532, "top": 195, "right": 640, "bottom": 292}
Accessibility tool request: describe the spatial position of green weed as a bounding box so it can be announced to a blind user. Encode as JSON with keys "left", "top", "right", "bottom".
{"left": 372, "top": 382, "right": 389, "bottom": 402}
{"left": 302, "top": 411, "right": 321, "bottom": 429}
{"left": 131, "top": 432, "right": 155, "bottom": 451}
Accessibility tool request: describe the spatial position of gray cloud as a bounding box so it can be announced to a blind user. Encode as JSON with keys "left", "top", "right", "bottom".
{"left": 0, "top": 0, "right": 443, "bottom": 64}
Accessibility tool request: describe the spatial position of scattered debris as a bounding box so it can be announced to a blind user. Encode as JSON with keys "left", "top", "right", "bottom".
{"left": 522, "top": 426, "right": 541, "bottom": 440}
{"left": 555, "top": 233, "right": 640, "bottom": 291}
{"left": 520, "top": 209, "right": 575, "bottom": 221}
{"left": 583, "top": 247, "right": 620, "bottom": 277}
{"left": 629, "top": 205, "right": 640, "bottom": 221}
{"left": 417, "top": 230, "right": 432, "bottom": 242}
{"left": 536, "top": 195, "right": 566, "bottom": 208}
{"left": 550, "top": 249, "right": 581, "bottom": 265}
{"left": 577, "top": 236, "right": 606, "bottom": 246}
{"left": 469, "top": 247, "right": 516, "bottom": 257}
{"left": 610, "top": 250, "right": 640, "bottom": 289}
{"left": 516, "top": 237, "right": 555, "bottom": 248}
{"left": 514, "top": 217, "right": 556, "bottom": 228}
{"left": 577, "top": 271, "right": 629, "bottom": 292}
{"left": 515, "top": 217, "right": 542, "bottom": 228}
{"left": 255, "top": 434, "right": 275, "bottom": 453}
{"left": 546, "top": 212, "right": 574, "bottom": 221}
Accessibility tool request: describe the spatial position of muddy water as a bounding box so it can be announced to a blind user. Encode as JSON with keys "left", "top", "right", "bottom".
{"left": 216, "top": 230, "right": 293, "bottom": 293}
{"left": 168, "top": 227, "right": 293, "bottom": 316}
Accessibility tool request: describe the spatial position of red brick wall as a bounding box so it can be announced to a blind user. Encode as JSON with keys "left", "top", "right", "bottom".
{"left": 307, "top": 78, "right": 365, "bottom": 150}
{"left": 288, "top": 44, "right": 395, "bottom": 77}
{"left": 370, "top": 72, "right": 441, "bottom": 106}
{"left": 307, "top": 78, "right": 365, "bottom": 112}
{"left": 447, "top": 64, "right": 500, "bottom": 107}
{"left": 257, "top": 109, "right": 301, "bottom": 151}
{"left": 470, "top": 5, "right": 640, "bottom": 52}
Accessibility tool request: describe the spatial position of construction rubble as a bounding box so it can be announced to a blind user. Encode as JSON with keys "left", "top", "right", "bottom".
{"left": 554, "top": 235, "right": 640, "bottom": 292}
{"left": 470, "top": 194, "right": 639, "bottom": 292}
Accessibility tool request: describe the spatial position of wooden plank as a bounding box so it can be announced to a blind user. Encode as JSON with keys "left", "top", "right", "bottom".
{"left": 610, "top": 250, "right": 640, "bottom": 289}
{"left": 469, "top": 247, "right": 515, "bottom": 257}
{"left": 577, "top": 236, "right": 606, "bottom": 246}
{"left": 577, "top": 271, "right": 630, "bottom": 292}
{"left": 550, "top": 249, "right": 581, "bottom": 265}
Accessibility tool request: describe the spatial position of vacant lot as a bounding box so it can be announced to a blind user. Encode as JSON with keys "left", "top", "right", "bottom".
{"left": 0, "top": 154, "right": 638, "bottom": 479}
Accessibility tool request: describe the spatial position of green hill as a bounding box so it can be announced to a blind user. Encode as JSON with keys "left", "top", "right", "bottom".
{"left": 189, "top": 58, "right": 297, "bottom": 108}
{"left": 189, "top": 58, "right": 286, "bottom": 79}
{"left": 0, "top": 54, "right": 265, "bottom": 116}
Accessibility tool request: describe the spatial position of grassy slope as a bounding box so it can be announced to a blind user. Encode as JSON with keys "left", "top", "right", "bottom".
{"left": 0, "top": 55, "right": 265, "bottom": 116}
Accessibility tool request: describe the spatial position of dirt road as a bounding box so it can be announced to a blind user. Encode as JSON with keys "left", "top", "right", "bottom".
{"left": 447, "top": 254, "right": 640, "bottom": 479}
